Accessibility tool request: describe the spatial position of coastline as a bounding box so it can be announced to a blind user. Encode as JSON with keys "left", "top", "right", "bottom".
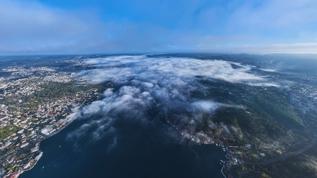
{"left": 220, "top": 160, "right": 228, "bottom": 178}
{"left": 6, "top": 107, "right": 82, "bottom": 178}
{"left": 8, "top": 99, "right": 233, "bottom": 178}
{"left": 11, "top": 152, "right": 43, "bottom": 178}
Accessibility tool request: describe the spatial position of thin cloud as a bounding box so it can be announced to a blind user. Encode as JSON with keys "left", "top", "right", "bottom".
{"left": 1, "top": 0, "right": 317, "bottom": 54}
{"left": 0, "top": 0, "right": 108, "bottom": 54}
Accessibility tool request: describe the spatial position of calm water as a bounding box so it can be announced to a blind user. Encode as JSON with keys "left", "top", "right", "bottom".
{"left": 21, "top": 116, "right": 225, "bottom": 178}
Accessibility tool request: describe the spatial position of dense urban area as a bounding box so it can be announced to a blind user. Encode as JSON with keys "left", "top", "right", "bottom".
{"left": 0, "top": 66, "right": 101, "bottom": 178}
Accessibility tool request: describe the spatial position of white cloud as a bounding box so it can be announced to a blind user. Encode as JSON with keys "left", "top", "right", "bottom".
{"left": 68, "top": 55, "right": 278, "bottom": 142}
{"left": 191, "top": 100, "right": 219, "bottom": 113}
{"left": 0, "top": 0, "right": 108, "bottom": 54}
{"left": 229, "top": 0, "right": 317, "bottom": 30}
{"left": 77, "top": 55, "right": 274, "bottom": 85}
{"left": 2, "top": 0, "right": 316, "bottom": 54}
{"left": 171, "top": 0, "right": 317, "bottom": 53}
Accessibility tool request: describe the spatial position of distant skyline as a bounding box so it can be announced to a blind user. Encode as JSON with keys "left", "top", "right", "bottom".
{"left": 1, "top": 0, "right": 317, "bottom": 54}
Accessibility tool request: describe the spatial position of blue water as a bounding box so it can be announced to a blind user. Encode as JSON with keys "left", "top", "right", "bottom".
{"left": 21, "top": 116, "right": 225, "bottom": 178}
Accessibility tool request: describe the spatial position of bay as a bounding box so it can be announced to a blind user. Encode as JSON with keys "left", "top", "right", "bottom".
{"left": 21, "top": 115, "right": 226, "bottom": 178}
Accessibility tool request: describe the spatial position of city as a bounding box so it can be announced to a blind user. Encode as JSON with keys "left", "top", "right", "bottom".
{"left": 0, "top": 66, "right": 100, "bottom": 178}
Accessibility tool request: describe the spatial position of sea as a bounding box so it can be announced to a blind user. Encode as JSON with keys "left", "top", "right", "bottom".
{"left": 20, "top": 115, "right": 226, "bottom": 178}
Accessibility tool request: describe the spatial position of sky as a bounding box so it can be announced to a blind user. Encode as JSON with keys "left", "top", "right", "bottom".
{"left": 1, "top": 0, "right": 317, "bottom": 54}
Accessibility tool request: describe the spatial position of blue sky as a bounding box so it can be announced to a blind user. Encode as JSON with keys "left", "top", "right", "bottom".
{"left": 1, "top": 0, "right": 317, "bottom": 54}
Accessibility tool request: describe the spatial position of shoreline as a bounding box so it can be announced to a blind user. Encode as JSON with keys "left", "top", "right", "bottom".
{"left": 220, "top": 160, "right": 227, "bottom": 178}
{"left": 7, "top": 107, "right": 82, "bottom": 178}
{"left": 8, "top": 102, "right": 233, "bottom": 178}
